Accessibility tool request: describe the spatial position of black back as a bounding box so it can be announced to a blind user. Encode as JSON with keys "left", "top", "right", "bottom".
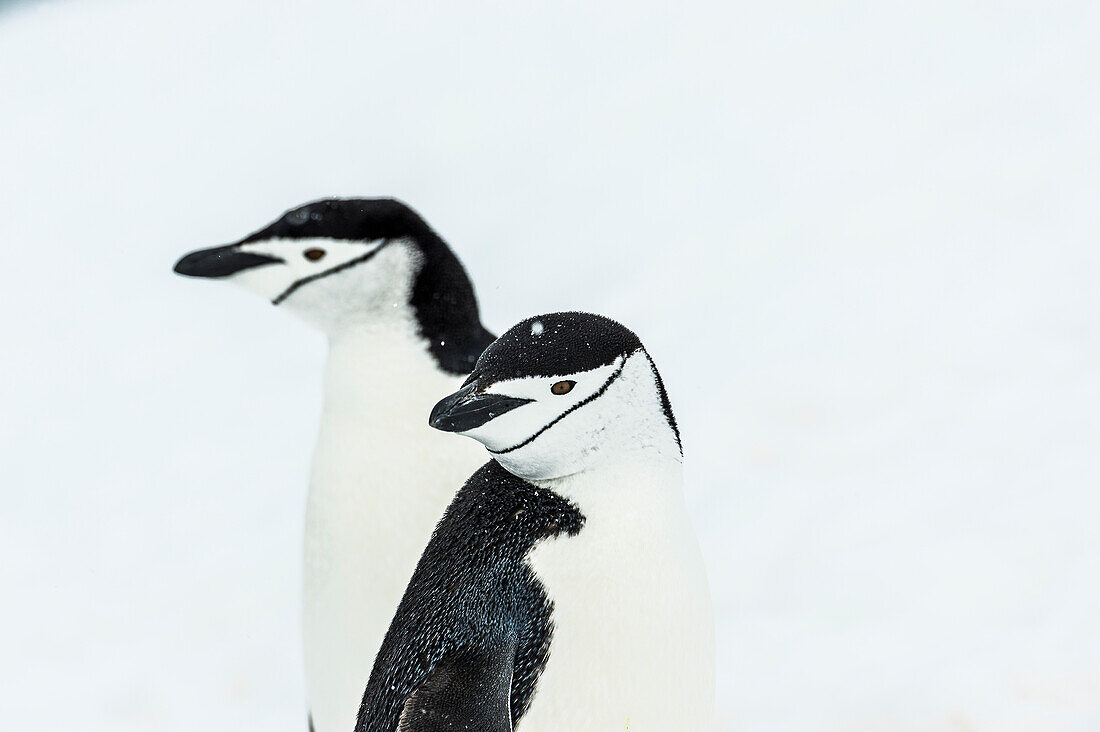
{"left": 243, "top": 198, "right": 495, "bottom": 374}
{"left": 356, "top": 461, "right": 585, "bottom": 732}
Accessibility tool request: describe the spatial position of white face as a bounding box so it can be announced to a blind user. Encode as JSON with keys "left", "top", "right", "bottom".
{"left": 177, "top": 236, "right": 423, "bottom": 333}
{"left": 433, "top": 349, "right": 681, "bottom": 481}
{"left": 461, "top": 358, "right": 624, "bottom": 455}
{"left": 230, "top": 237, "right": 387, "bottom": 304}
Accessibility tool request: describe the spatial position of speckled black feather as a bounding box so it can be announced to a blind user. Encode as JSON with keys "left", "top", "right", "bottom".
{"left": 356, "top": 460, "right": 585, "bottom": 732}
{"left": 239, "top": 197, "right": 494, "bottom": 374}
{"left": 470, "top": 312, "right": 641, "bottom": 382}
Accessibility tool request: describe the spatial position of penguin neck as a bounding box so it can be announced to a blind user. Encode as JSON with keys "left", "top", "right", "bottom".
{"left": 308, "top": 313, "right": 481, "bottom": 531}
{"left": 530, "top": 451, "right": 685, "bottom": 524}
{"left": 321, "top": 313, "right": 455, "bottom": 425}
{"left": 309, "top": 298, "right": 488, "bottom": 509}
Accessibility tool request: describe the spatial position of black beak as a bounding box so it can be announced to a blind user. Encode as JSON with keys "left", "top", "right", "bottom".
{"left": 429, "top": 382, "right": 533, "bottom": 433}
{"left": 173, "top": 244, "right": 284, "bottom": 278}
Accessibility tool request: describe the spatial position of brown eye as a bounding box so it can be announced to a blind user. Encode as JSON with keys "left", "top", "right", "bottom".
{"left": 551, "top": 380, "right": 575, "bottom": 395}
{"left": 304, "top": 248, "right": 326, "bottom": 262}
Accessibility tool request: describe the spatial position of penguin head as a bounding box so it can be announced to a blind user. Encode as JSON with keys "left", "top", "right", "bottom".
{"left": 429, "top": 312, "right": 682, "bottom": 480}
{"left": 174, "top": 198, "right": 485, "bottom": 348}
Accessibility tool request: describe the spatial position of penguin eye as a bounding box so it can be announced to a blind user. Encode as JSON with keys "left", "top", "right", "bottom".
{"left": 303, "top": 248, "right": 326, "bottom": 262}
{"left": 550, "top": 380, "right": 575, "bottom": 395}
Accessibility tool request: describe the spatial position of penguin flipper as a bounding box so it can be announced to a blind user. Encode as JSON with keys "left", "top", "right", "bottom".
{"left": 398, "top": 646, "right": 514, "bottom": 732}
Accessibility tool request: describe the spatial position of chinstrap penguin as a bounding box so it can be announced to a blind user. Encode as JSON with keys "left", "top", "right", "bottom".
{"left": 357, "top": 312, "right": 716, "bottom": 732}
{"left": 173, "top": 198, "right": 494, "bottom": 732}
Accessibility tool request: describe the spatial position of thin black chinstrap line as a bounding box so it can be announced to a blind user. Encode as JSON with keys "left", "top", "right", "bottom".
{"left": 271, "top": 241, "right": 389, "bottom": 306}
{"left": 488, "top": 350, "right": 636, "bottom": 456}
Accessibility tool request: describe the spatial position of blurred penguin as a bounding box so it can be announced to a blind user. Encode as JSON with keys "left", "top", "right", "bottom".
{"left": 174, "top": 198, "right": 494, "bottom": 732}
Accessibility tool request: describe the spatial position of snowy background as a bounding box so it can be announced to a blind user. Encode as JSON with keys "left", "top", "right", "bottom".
{"left": 1, "top": 1, "right": 1097, "bottom": 729}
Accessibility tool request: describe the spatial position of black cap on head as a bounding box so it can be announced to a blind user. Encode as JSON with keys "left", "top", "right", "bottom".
{"left": 470, "top": 312, "right": 643, "bottom": 384}
{"left": 237, "top": 198, "right": 436, "bottom": 244}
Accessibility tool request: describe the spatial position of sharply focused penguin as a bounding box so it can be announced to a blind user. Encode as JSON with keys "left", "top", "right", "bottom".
{"left": 357, "top": 312, "right": 716, "bottom": 732}
{"left": 173, "top": 198, "right": 495, "bottom": 732}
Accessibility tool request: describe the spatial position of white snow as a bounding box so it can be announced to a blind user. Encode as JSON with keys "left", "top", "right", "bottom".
{"left": 1, "top": 1, "right": 1097, "bottom": 730}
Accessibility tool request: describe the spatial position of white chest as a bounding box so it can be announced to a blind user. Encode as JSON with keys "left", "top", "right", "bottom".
{"left": 301, "top": 328, "right": 486, "bottom": 732}
{"left": 520, "top": 465, "right": 716, "bottom": 732}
